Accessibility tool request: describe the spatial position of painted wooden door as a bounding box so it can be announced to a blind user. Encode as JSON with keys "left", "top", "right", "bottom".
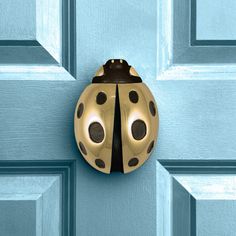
{"left": 0, "top": 0, "right": 235, "bottom": 235}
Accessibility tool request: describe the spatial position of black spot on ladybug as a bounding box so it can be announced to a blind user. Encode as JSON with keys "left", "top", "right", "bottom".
{"left": 77, "top": 103, "right": 84, "bottom": 119}
{"left": 128, "top": 158, "right": 139, "bottom": 167}
{"left": 89, "top": 122, "right": 105, "bottom": 143}
{"left": 79, "top": 142, "right": 87, "bottom": 155}
{"left": 129, "top": 90, "right": 139, "bottom": 103}
{"left": 147, "top": 140, "right": 155, "bottom": 154}
{"left": 149, "top": 101, "right": 156, "bottom": 116}
{"left": 131, "top": 119, "right": 147, "bottom": 140}
{"left": 96, "top": 92, "right": 107, "bottom": 105}
{"left": 95, "top": 159, "right": 105, "bottom": 168}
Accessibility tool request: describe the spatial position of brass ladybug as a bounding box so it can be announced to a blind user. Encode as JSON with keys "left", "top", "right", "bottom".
{"left": 74, "top": 59, "right": 158, "bottom": 174}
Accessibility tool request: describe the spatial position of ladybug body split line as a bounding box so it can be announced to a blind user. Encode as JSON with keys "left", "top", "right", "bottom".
{"left": 74, "top": 59, "right": 159, "bottom": 174}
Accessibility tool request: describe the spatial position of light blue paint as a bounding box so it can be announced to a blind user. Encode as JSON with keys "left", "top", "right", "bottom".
{"left": 0, "top": 200, "right": 38, "bottom": 236}
{"left": 154, "top": 80, "right": 236, "bottom": 160}
{"left": 1, "top": 0, "right": 236, "bottom": 235}
{"left": 0, "top": 0, "right": 75, "bottom": 78}
{"left": 158, "top": 162, "right": 236, "bottom": 235}
{"left": 173, "top": 174, "right": 236, "bottom": 235}
{"left": 0, "top": 0, "right": 36, "bottom": 40}
{"left": 76, "top": 0, "right": 157, "bottom": 82}
{"left": 0, "top": 176, "right": 60, "bottom": 236}
{"left": 157, "top": 0, "right": 236, "bottom": 78}
{"left": 0, "top": 46, "right": 57, "bottom": 65}
{"left": 197, "top": 200, "right": 236, "bottom": 235}
{"left": 36, "top": 0, "right": 61, "bottom": 62}
{"left": 197, "top": 0, "right": 236, "bottom": 40}
{"left": 156, "top": 162, "right": 171, "bottom": 236}
{"left": 156, "top": 1, "right": 236, "bottom": 234}
{"left": 0, "top": 66, "right": 75, "bottom": 80}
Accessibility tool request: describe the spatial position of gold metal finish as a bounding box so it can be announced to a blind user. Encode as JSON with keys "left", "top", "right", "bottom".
{"left": 74, "top": 60, "right": 159, "bottom": 174}
{"left": 129, "top": 67, "right": 139, "bottom": 77}
{"left": 118, "top": 83, "right": 158, "bottom": 173}
{"left": 95, "top": 66, "right": 104, "bottom": 77}
{"left": 74, "top": 84, "right": 116, "bottom": 174}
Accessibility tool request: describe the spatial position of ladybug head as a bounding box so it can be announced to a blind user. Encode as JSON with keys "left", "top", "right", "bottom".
{"left": 92, "top": 59, "right": 142, "bottom": 84}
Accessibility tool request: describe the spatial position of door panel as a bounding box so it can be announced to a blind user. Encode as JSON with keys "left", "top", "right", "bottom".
{"left": 0, "top": 0, "right": 75, "bottom": 79}
{"left": 196, "top": 0, "right": 236, "bottom": 41}
{"left": 0, "top": 0, "right": 36, "bottom": 40}
{"left": 158, "top": 0, "right": 236, "bottom": 76}
{"left": 157, "top": 0, "right": 236, "bottom": 235}
{"left": 0, "top": 161, "right": 75, "bottom": 236}
{"left": 157, "top": 161, "right": 236, "bottom": 236}
{"left": 0, "top": 176, "right": 60, "bottom": 236}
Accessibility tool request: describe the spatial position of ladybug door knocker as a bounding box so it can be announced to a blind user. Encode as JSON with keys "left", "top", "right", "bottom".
{"left": 74, "top": 59, "right": 159, "bottom": 174}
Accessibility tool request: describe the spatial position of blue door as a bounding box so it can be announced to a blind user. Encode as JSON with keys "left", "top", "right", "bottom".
{"left": 0, "top": 0, "right": 235, "bottom": 235}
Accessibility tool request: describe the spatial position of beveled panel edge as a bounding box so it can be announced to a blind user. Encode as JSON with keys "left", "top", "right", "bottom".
{"left": 190, "top": 194, "right": 196, "bottom": 236}
{"left": 159, "top": 160, "right": 236, "bottom": 174}
{"left": 0, "top": 160, "right": 76, "bottom": 236}
{"left": 156, "top": 0, "right": 172, "bottom": 77}
{"left": 156, "top": 64, "right": 236, "bottom": 80}
{"left": 156, "top": 160, "right": 236, "bottom": 235}
{"left": 0, "top": 193, "right": 42, "bottom": 200}
{"left": 172, "top": 178, "right": 196, "bottom": 236}
{"left": 0, "top": 40, "right": 40, "bottom": 46}
{"left": 0, "top": 0, "right": 76, "bottom": 80}
{"left": 157, "top": 160, "right": 236, "bottom": 235}
{"left": 157, "top": 0, "right": 236, "bottom": 80}
{"left": 62, "top": 0, "right": 76, "bottom": 78}
{"left": 156, "top": 161, "right": 172, "bottom": 236}
{"left": 192, "top": 40, "right": 236, "bottom": 46}
{"left": 190, "top": 0, "right": 197, "bottom": 46}
{"left": 156, "top": 160, "right": 197, "bottom": 236}
{"left": 0, "top": 66, "right": 75, "bottom": 80}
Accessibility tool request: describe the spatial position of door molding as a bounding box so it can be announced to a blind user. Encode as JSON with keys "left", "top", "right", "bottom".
{"left": 157, "top": 0, "right": 236, "bottom": 80}
{"left": 0, "top": 160, "right": 76, "bottom": 236}
{"left": 0, "top": 0, "right": 76, "bottom": 80}
{"left": 157, "top": 160, "right": 236, "bottom": 236}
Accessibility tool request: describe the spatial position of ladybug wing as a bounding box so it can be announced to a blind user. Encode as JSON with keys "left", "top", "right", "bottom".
{"left": 118, "top": 83, "right": 158, "bottom": 174}
{"left": 74, "top": 84, "right": 116, "bottom": 174}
